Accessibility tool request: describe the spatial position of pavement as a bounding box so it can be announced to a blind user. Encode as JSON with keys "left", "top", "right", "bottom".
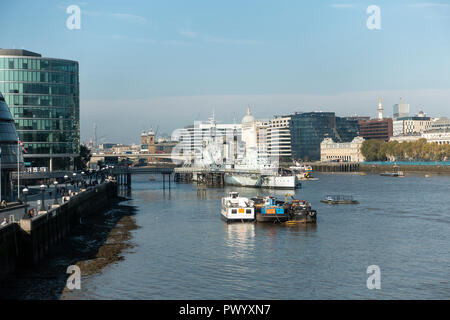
{"left": 0, "top": 182, "right": 94, "bottom": 227}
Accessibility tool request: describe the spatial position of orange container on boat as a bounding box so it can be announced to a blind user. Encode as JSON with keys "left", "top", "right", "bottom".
{"left": 238, "top": 208, "right": 245, "bottom": 213}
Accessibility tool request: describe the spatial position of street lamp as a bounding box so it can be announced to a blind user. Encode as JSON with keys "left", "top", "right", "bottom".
{"left": 40, "top": 184, "right": 46, "bottom": 212}
{"left": 64, "top": 175, "right": 68, "bottom": 195}
{"left": 81, "top": 172, "right": 85, "bottom": 189}
{"left": 72, "top": 172, "right": 77, "bottom": 191}
{"left": 53, "top": 180, "right": 59, "bottom": 205}
{"left": 22, "top": 187, "right": 28, "bottom": 217}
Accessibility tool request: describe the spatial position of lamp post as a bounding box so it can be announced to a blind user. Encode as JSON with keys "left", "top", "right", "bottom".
{"left": 53, "top": 180, "right": 59, "bottom": 205}
{"left": 64, "top": 175, "right": 68, "bottom": 195}
{"left": 40, "top": 184, "right": 46, "bottom": 212}
{"left": 81, "top": 172, "right": 85, "bottom": 189}
{"left": 72, "top": 172, "right": 77, "bottom": 192}
{"left": 22, "top": 187, "right": 28, "bottom": 217}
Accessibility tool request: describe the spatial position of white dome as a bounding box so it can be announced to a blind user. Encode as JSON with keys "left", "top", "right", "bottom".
{"left": 242, "top": 106, "right": 255, "bottom": 125}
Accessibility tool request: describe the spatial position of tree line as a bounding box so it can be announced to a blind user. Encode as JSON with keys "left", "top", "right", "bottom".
{"left": 361, "top": 138, "right": 450, "bottom": 162}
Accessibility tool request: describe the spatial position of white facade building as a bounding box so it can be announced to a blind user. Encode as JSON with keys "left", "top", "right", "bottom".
{"left": 429, "top": 117, "right": 450, "bottom": 131}
{"left": 267, "top": 116, "right": 292, "bottom": 159}
{"left": 421, "top": 131, "right": 450, "bottom": 145}
{"left": 393, "top": 116, "right": 431, "bottom": 136}
{"left": 175, "top": 116, "right": 242, "bottom": 162}
{"left": 320, "top": 137, "right": 365, "bottom": 162}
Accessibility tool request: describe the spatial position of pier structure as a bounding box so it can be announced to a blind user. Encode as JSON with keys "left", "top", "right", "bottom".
{"left": 129, "top": 166, "right": 174, "bottom": 190}
{"left": 174, "top": 167, "right": 261, "bottom": 187}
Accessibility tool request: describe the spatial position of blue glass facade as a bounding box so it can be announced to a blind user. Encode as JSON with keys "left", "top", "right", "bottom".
{"left": 289, "top": 112, "right": 360, "bottom": 161}
{"left": 0, "top": 50, "right": 79, "bottom": 169}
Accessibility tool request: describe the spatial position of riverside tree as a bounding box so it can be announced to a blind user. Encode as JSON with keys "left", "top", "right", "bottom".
{"left": 361, "top": 139, "right": 450, "bottom": 162}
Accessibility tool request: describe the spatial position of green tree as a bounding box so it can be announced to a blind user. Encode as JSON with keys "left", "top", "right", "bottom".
{"left": 74, "top": 145, "right": 92, "bottom": 170}
{"left": 361, "top": 139, "right": 385, "bottom": 161}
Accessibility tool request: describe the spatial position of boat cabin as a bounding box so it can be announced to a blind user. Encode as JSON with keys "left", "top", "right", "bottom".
{"left": 261, "top": 197, "right": 285, "bottom": 214}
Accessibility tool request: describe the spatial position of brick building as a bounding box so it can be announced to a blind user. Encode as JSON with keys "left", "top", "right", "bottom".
{"left": 358, "top": 118, "right": 393, "bottom": 141}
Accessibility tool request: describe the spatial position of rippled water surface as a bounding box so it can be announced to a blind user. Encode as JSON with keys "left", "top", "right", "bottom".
{"left": 66, "top": 173, "right": 450, "bottom": 299}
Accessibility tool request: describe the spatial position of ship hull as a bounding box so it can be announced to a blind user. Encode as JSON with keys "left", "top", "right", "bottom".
{"left": 287, "top": 210, "right": 317, "bottom": 224}
{"left": 256, "top": 213, "right": 289, "bottom": 223}
{"left": 224, "top": 173, "right": 297, "bottom": 189}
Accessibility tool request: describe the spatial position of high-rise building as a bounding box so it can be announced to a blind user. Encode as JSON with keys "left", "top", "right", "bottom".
{"left": 267, "top": 115, "right": 291, "bottom": 160}
{"left": 289, "top": 112, "right": 359, "bottom": 161}
{"left": 0, "top": 49, "right": 80, "bottom": 171}
{"left": 393, "top": 98, "right": 410, "bottom": 119}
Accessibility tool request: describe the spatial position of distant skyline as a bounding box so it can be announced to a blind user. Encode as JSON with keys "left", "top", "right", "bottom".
{"left": 1, "top": 0, "right": 449, "bottom": 144}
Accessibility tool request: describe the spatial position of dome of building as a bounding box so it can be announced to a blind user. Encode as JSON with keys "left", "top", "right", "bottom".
{"left": 242, "top": 106, "right": 255, "bottom": 125}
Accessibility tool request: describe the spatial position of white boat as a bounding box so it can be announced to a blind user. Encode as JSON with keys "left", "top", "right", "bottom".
{"left": 221, "top": 192, "right": 255, "bottom": 222}
{"left": 289, "top": 160, "right": 312, "bottom": 173}
{"left": 224, "top": 172, "right": 297, "bottom": 189}
{"left": 289, "top": 161, "right": 317, "bottom": 181}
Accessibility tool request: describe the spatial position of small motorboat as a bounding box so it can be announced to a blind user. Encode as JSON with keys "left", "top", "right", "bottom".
{"left": 296, "top": 171, "right": 319, "bottom": 181}
{"left": 149, "top": 176, "right": 156, "bottom": 181}
{"left": 380, "top": 171, "right": 404, "bottom": 177}
{"left": 221, "top": 192, "right": 255, "bottom": 223}
{"left": 320, "top": 195, "right": 359, "bottom": 205}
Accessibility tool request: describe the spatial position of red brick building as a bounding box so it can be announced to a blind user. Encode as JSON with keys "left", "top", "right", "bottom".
{"left": 358, "top": 118, "right": 393, "bottom": 141}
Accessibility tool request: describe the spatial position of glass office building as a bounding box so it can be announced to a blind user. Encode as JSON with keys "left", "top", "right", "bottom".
{"left": 0, "top": 91, "right": 24, "bottom": 200}
{"left": 0, "top": 49, "right": 79, "bottom": 170}
{"left": 289, "top": 112, "right": 360, "bottom": 161}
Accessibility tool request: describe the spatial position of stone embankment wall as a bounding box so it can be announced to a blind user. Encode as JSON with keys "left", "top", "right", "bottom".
{"left": 0, "top": 181, "right": 117, "bottom": 281}
{"left": 360, "top": 164, "right": 450, "bottom": 174}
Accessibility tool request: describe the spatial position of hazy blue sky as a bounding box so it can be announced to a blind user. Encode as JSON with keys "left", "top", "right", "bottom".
{"left": 1, "top": 0, "right": 449, "bottom": 144}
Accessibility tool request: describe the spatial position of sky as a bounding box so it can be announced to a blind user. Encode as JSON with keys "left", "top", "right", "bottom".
{"left": 1, "top": 0, "right": 449, "bottom": 144}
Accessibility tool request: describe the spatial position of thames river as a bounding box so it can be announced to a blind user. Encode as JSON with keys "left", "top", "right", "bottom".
{"left": 64, "top": 172, "right": 450, "bottom": 299}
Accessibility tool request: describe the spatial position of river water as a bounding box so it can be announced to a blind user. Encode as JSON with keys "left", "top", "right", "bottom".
{"left": 65, "top": 172, "right": 450, "bottom": 299}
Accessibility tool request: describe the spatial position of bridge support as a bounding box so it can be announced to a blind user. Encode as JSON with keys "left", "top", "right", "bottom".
{"left": 162, "top": 173, "right": 171, "bottom": 190}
